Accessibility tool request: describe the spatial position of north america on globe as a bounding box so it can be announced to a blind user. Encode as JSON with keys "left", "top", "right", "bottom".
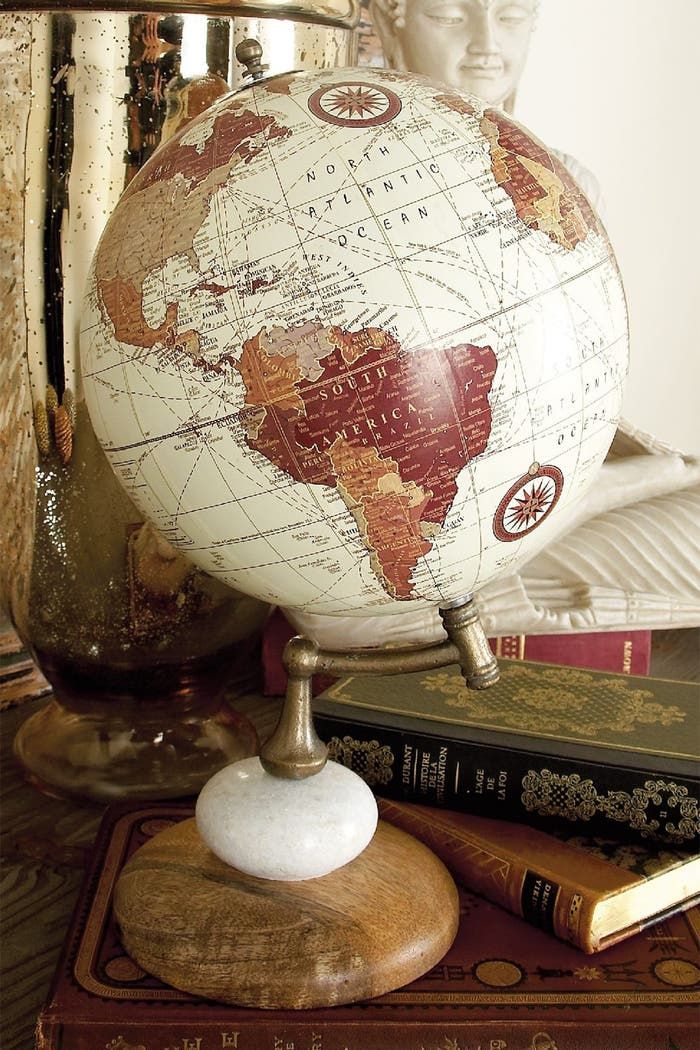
{"left": 81, "top": 66, "right": 628, "bottom": 615}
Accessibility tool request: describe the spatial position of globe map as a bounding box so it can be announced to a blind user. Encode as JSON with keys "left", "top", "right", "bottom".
{"left": 81, "top": 67, "right": 628, "bottom": 617}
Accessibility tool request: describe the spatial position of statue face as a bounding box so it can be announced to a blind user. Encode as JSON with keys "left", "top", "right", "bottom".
{"left": 396, "top": 0, "right": 535, "bottom": 107}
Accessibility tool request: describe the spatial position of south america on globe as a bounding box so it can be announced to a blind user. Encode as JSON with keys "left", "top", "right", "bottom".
{"left": 81, "top": 67, "right": 628, "bottom": 618}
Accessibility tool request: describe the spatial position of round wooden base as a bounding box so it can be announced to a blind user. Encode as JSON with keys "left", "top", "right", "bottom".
{"left": 114, "top": 817, "right": 459, "bottom": 1009}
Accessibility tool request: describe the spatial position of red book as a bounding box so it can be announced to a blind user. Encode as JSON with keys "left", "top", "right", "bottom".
{"left": 37, "top": 801, "right": 700, "bottom": 1050}
{"left": 492, "top": 631, "right": 651, "bottom": 675}
{"left": 262, "top": 609, "right": 652, "bottom": 696}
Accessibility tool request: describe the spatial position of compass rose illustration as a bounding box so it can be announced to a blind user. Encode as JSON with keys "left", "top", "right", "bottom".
{"left": 308, "top": 82, "right": 402, "bottom": 128}
{"left": 493, "top": 463, "right": 564, "bottom": 541}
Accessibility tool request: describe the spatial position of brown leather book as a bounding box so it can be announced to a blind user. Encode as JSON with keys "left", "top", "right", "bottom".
{"left": 36, "top": 801, "right": 700, "bottom": 1050}
{"left": 378, "top": 799, "right": 700, "bottom": 953}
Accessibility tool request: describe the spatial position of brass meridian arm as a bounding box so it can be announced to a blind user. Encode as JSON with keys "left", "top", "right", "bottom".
{"left": 259, "top": 596, "right": 499, "bottom": 780}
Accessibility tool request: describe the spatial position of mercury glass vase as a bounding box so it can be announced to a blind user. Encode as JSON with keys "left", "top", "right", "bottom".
{"left": 0, "top": 1, "right": 358, "bottom": 801}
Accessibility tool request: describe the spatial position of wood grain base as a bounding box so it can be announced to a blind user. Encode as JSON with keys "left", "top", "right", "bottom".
{"left": 114, "top": 817, "right": 459, "bottom": 1009}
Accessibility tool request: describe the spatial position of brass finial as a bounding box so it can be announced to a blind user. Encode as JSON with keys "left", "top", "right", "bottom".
{"left": 235, "top": 39, "right": 268, "bottom": 81}
{"left": 439, "top": 596, "right": 500, "bottom": 689}
{"left": 259, "top": 636, "right": 328, "bottom": 780}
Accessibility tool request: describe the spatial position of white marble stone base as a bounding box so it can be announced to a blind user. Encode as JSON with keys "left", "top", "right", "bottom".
{"left": 195, "top": 756, "right": 378, "bottom": 881}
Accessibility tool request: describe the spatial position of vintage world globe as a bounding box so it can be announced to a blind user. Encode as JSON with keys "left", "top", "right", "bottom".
{"left": 81, "top": 66, "right": 628, "bottom": 619}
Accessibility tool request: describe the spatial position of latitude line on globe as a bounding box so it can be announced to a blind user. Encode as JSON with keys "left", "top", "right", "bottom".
{"left": 171, "top": 258, "right": 609, "bottom": 360}
{"left": 103, "top": 339, "right": 624, "bottom": 458}
{"left": 184, "top": 520, "right": 370, "bottom": 552}
{"left": 89, "top": 256, "right": 613, "bottom": 439}
{"left": 82, "top": 233, "right": 609, "bottom": 356}
{"left": 109, "top": 395, "right": 618, "bottom": 520}
{"left": 110, "top": 398, "right": 620, "bottom": 605}
{"left": 97, "top": 312, "right": 625, "bottom": 529}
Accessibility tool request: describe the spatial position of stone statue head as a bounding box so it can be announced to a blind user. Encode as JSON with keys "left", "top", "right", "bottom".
{"left": 370, "top": 0, "right": 537, "bottom": 112}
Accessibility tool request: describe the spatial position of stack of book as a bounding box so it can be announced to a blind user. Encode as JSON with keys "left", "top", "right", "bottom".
{"left": 36, "top": 618, "right": 700, "bottom": 1048}
{"left": 262, "top": 611, "right": 699, "bottom": 952}
{"left": 37, "top": 799, "right": 700, "bottom": 1049}
{"left": 315, "top": 653, "right": 698, "bottom": 937}
{"left": 0, "top": 621, "right": 51, "bottom": 710}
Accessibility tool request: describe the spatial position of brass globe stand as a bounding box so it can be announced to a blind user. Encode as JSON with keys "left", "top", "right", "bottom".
{"left": 109, "top": 43, "right": 499, "bottom": 1006}
{"left": 114, "top": 596, "right": 497, "bottom": 1008}
{"left": 261, "top": 595, "right": 499, "bottom": 778}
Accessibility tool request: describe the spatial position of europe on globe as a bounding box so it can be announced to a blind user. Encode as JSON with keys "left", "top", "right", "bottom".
{"left": 80, "top": 66, "right": 628, "bottom": 618}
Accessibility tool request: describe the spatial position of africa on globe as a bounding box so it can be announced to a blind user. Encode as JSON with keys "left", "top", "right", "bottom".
{"left": 80, "top": 66, "right": 628, "bottom": 618}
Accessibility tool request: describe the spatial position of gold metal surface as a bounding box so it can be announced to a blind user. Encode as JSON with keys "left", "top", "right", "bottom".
{"left": 261, "top": 597, "right": 500, "bottom": 779}
{"left": 1, "top": 0, "right": 360, "bottom": 31}
{"left": 440, "top": 599, "right": 501, "bottom": 689}
{"left": 259, "top": 637, "right": 328, "bottom": 779}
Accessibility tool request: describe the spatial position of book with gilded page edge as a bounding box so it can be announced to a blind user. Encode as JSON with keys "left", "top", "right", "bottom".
{"left": 36, "top": 801, "right": 700, "bottom": 1050}
{"left": 378, "top": 799, "right": 700, "bottom": 953}
{"left": 314, "top": 659, "right": 700, "bottom": 846}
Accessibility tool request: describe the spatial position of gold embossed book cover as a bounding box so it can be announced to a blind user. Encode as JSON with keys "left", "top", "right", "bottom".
{"left": 314, "top": 659, "right": 700, "bottom": 844}
{"left": 36, "top": 801, "right": 700, "bottom": 1050}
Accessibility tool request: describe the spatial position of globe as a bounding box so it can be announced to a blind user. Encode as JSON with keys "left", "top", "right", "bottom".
{"left": 80, "top": 66, "right": 628, "bottom": 620}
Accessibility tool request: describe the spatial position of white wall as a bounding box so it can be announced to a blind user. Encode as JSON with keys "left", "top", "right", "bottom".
{"left": 516, "top": 0, "right": 700, "bottom": 454}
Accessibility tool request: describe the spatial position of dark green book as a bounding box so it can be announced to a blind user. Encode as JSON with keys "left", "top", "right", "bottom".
{"left": 314, "top": 659, "right": 700, "bottom": 846}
